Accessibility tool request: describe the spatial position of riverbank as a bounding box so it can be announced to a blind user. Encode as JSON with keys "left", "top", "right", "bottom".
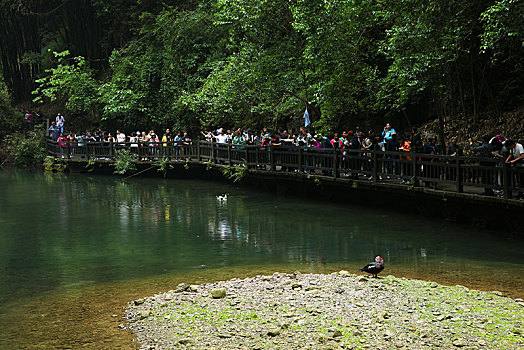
{"left": 124, "top": 272, "right": 524, "bottom": 349}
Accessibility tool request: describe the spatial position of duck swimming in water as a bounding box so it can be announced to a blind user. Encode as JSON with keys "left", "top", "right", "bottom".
{"left": 216, "top": 193, "right": 229, "bottom": 201}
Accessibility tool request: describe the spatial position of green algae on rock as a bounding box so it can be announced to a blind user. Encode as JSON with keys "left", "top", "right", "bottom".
{"left": 124, "top": 273, "right": 524, "bottom": 349}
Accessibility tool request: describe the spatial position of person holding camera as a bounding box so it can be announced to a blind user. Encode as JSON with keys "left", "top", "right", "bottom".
{"left": 382, "top": 123, "right": 396, "bottom": 144}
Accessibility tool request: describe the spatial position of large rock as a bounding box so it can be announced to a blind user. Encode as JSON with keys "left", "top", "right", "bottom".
{"left": 338, "top": 270, "right": 350, "bottom": 277}
{"left": 178, "top": 338, "right": 191, "bottom": 345}
{"left": 267, "top": 327, "right": 282, "bottom": 337}
{"left": 175, "top": 283, "right": 189, "bottom": 293}
{"left": 210, "top": 288, "right": 227, "bottom": 299}
{"left": 453, "top": 339, "right": 466, "bottom": 347}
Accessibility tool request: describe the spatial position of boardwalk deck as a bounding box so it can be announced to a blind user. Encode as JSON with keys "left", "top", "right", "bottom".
{"left": 47, "top": 140, "right": 524, "bottom": 201}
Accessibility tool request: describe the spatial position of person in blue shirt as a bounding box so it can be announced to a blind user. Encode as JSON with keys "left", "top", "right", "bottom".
{"left": 173, "top": 132, "right": 182, "bottom": 158}
{"left": 382, "top": 123, "right": 396, "bottom": 144}
{"left": 48, "top": 122, "right": 60, "bottom": 141}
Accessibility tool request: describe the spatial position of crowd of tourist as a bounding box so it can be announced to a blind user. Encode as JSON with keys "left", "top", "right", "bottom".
{"left": 46, "top": 114, "right": 523, "bottom": 168}
{"left": 43, "top": 112, "right": 524, "bottom": 197}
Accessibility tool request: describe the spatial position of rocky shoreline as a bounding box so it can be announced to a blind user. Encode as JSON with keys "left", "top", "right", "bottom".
{"left": 123, "top": 272, "right": 524, "bottom": 349}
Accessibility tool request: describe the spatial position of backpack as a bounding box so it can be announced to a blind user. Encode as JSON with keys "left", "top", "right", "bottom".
{"left": 412, "top": 134, "right": 422, "bottom": 151}
{"left": 350, "top": 136, "right": 361, "bottom": 150}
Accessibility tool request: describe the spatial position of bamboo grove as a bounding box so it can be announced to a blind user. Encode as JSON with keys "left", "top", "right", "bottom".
{"left": 1, "top": 0, "right": 523, "bottom": 133}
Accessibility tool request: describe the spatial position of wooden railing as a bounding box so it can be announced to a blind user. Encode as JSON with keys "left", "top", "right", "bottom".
{"left": 46, "top": 140, "right": 524, "bottom": 199}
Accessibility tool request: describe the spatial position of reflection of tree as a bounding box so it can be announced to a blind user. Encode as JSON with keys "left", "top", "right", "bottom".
{"left": 2, "top": 171, "right": 523, "bottom": 306}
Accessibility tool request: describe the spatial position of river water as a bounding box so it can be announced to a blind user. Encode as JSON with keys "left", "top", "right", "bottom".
{"left": 0, "top": 170, "right": 523, "bottom": 348}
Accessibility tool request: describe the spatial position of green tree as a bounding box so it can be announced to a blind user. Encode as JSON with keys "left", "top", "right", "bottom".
{"left": 480, "top": 0, "right": 524, "bottom": 107}
{"left": 290, "top": 0, "right": 385, "bottom": 131}
{"left": 32, "top": 50, "right": 99, "bottom": 114}
{"left": 100, "top": 2, "right": 227, "bottom": 131}
{"left": 189, "top": 0, "right": 307, "bottom": 129}
{"left": 0, "top": 79, "right": 24, "bottom": 140}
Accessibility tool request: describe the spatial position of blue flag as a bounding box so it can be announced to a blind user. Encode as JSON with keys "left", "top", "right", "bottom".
{"left": 304, "top": 108, "right": 310, "bottom": 127}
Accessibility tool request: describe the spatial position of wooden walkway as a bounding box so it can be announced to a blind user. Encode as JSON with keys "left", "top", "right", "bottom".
{"left": 47, "top": 140, "right": 524, "bottom": 201}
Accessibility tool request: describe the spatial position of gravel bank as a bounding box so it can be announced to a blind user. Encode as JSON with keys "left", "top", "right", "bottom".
{"left": 123, "top": 272, "right": 524, "bottom": 349}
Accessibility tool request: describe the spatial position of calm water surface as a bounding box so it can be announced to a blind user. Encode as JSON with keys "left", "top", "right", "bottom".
{"left": 0, "top": 170, "right": 523, "bottom": 349}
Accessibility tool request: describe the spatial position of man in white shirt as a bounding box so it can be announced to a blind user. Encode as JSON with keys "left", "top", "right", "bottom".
{"left": 116, "top": 130, "right": 126, "bottom": 145}
{"left": 215, "top": 129, "right": 228, "bottom": 144}
{"left": 505, "top": 139, "right": 524, "bottom": 199}
{"left": 56, "top": 113, "right": 65, "bottom": 133}
{"left": 506, "top": 139, "right": 524, "bottom": 165}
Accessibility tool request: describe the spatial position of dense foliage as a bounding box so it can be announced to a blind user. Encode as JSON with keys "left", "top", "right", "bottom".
{"left": 113, "top": 148, "right": 137, "bottom": 175}
{"left": 3, "top": 128, "right": 47, "bottom": 168}
{"left": 0, "top": 79, "right": 24, "bottom": 140}
{"left": 2, "top": 0, "right": 523, "bottom": 133}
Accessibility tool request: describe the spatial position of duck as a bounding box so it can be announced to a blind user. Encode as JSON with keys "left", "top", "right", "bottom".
{"left": 216, "top": 193, "right": 229, "bottom": 201}
{"left": 359, "top": 256, "right": 384, "bottom": 278}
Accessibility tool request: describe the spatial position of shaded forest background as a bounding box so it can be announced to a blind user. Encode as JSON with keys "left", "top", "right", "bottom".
{"left": 1, "top": 0, "right": 523, "bottom": 137}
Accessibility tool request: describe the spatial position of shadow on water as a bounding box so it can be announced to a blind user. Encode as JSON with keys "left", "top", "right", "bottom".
{"left": 0, "top": 170, "right": 522, "bottom": 348}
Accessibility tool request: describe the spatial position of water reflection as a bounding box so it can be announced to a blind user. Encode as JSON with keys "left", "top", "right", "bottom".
{"left": 0, "top": 170, "right": 523, "bottom": 309}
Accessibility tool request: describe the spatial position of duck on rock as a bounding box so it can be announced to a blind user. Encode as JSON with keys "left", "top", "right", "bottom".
{"left": 359, "top": 256, "right": 384, "bottom": 278}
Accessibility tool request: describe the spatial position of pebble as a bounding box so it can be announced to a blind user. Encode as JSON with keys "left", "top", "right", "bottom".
{"left": 267, "top": 327, "right": 282, "bottom": 337}
{"left": 338, "top": 270, "right": 350, "bottom": 277}
{"left": 453, "top": 338, "right": 466, "bottom": 347}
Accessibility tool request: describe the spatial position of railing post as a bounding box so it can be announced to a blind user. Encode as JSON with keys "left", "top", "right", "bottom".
{"left": 245, "top": 147, "right": 249, "bottom": 169}
{"left": 196, "top": 140, "right": 201, "bottom": 162}
{"left": 66, "top": 142, "right": 70, "bottom": 159}
{"left": 412, "top": 153, "right": 418, "bottom": 186}
{"left": 333, "top": 147, "right": 338, "bottom": 179}
{"left": 456, "top": 155, "right": 462, "bottom": 193}
{"left": 372, "top": 150, "right": 377, "bottom": 180}
{"left": 228, "top": 144, "right": 232, "bottom": 166}
{"left": 298, "top": 148, "right": 303, "bottom": 173}
{"left": 270, "top": 146, "right": 275, "bottom": 172}
{"left": 211, "top": 142, "right": 216, "bottom": 164}
{"left": 503, "top": 161, "right": 509, "bottom": 199}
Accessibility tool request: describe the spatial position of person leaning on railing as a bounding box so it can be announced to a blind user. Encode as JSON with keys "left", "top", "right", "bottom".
{"left": 505, "top": 139, "right": 524, "bottom": 199}
{"left": 446, "top": 137, "right": 463, "bottom": 156}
